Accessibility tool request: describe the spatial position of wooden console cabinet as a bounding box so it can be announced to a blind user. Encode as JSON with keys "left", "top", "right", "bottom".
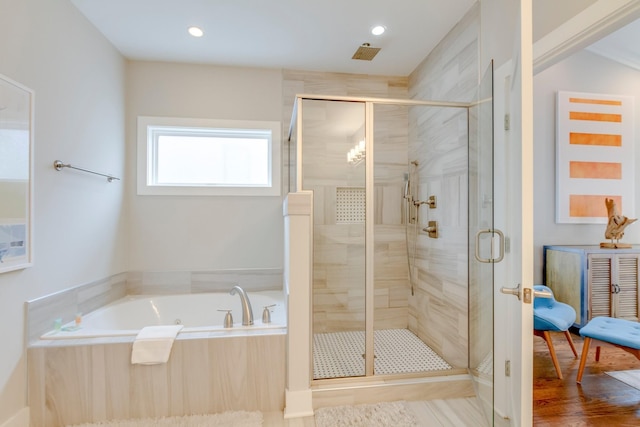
{"left": 543, "top": 245, "right": 640, "bottom": 328}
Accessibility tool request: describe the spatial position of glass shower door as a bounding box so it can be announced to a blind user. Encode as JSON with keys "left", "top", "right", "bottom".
{"left": 469, "top": 62, "right": 495, "bottom": 424}
{"left": 301, "top": 99, "right": 367, "bottom": 380}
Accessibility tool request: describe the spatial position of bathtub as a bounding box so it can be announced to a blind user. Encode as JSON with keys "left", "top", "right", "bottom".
{"left": 39, "top": 289, "right": 286, "bottom": 340}
{"left": 29, "top": 288, "right": 287, "bottom": 424}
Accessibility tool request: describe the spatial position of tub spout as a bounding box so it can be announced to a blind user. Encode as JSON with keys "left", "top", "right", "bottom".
{"left": 229, "top": 285, "right": 254, "bottom": 326}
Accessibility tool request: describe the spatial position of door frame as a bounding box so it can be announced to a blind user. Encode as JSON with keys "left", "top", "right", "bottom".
{"left": 494, "top": 1, "right": 640, "bottom": 425}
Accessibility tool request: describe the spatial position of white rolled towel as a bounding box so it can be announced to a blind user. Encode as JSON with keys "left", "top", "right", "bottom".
{"left": 131, "top": 325, "right": 184, "bottom": 365}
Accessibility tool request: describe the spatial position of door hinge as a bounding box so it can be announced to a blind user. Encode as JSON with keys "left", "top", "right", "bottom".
{"left": 505, "top": 360, "right": 511, "bottom": 377}
{"left": 504, "top": 114, "right": 510, "bottom": 130}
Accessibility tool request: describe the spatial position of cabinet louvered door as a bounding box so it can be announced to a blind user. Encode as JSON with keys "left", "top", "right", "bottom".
{"left": 613, "top": 255, "right": 640, "bottom": 321}
{"left": 588, "top": 255, "right": 613, "bottom": 319}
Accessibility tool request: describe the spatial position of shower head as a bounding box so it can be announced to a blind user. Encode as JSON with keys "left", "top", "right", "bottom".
{"left": 352, "top": 43, "right": 381, "bottom": 61}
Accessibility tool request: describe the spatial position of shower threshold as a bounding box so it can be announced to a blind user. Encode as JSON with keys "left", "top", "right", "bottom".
{"left": 313, "top": 328, "right": 452, "bottom": 379}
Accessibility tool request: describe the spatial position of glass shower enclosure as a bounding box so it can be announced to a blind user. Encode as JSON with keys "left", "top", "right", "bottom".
{"left": 287, "top": 86, "right": 495, "bottom": 423}
{"left": 288, "top": 94, "right": 484, "bottom": 377}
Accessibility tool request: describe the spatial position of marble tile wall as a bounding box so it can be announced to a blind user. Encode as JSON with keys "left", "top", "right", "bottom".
{"left": 283, "top": 69, "right": 408, "bottom": 194}
{"left": 28, "top": 332, "right": 286, "bottom": 427}
{"left": 126, "top": 268, "right": 283, "bottom": 294}
{"left": 373, "top": 103, "right": 411, "bottom": 330}
{"left": 406, "top": 4, "right": 479, "bottom": 368}
{"left": 26, "top": 268, "right": 283, "bottom": 344}
{"left": 25, "top": 273, "right": 127, "bottom": 344}
{"left": 282, "top": 71, "right": 411, "bottom": 334}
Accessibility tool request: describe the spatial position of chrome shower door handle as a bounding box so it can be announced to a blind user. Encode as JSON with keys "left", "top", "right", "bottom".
{"left": 474, "top": 228, "right": 505, "bottom": 263}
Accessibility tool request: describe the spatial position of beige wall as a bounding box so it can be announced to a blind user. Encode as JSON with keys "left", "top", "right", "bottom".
{"left": 0, "top": 0, "right": 126, "bottom": 425}
{"left": 126, "top": 61, "right": 284, "bottom": 271}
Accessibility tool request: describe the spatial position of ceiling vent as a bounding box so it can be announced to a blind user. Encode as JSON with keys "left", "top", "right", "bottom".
{"left": 352, "top": 43, "right": 381, "bottom": 61}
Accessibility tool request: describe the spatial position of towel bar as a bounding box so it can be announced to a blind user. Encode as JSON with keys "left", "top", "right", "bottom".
{"left": 53, "top": 160, "right": 120, "bottom": 182}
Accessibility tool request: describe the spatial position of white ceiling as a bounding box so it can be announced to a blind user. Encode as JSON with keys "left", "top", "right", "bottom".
{"left": 70, "top": 0, "right": 476, "bottom": 76}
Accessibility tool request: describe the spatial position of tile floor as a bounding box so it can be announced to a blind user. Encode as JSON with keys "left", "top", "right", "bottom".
{"left": 313, "top": 328, "right": 452, "bottom": 379}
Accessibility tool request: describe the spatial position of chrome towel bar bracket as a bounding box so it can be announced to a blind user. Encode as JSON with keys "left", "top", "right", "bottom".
{"left": 53, "top": 160, "right": 120, "bottom": 182}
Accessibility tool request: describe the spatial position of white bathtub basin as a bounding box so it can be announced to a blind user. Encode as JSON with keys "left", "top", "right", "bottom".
{"left": 40, "top": 290, "right": 286, "bottom": 340}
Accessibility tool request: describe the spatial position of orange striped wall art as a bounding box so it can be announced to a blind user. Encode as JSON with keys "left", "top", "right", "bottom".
{"left": 556, "top": 91, "right": 635, "bottom": 224}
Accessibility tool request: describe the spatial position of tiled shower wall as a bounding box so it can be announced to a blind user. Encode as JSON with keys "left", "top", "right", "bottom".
{"left": 407, "top": 4, "right": 479, "bottom": 368}
{"left": 282, "top": 70, "right": 411, "bottom": 334}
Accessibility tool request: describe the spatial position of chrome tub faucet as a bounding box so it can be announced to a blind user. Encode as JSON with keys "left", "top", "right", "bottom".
{"left": 230, "top": 285, "right": 254, "bottom": 326}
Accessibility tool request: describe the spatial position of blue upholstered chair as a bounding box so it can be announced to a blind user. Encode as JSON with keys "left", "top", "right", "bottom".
{"left": 576, "top": 316, "right": 640, "bottom": 384}
{"left": 534, "top": 285, "right": 579, "bottom": 379}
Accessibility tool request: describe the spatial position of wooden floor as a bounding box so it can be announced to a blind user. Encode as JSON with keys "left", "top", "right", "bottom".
{"left": 534, "top": 330, "right": 640, "bottom": 426}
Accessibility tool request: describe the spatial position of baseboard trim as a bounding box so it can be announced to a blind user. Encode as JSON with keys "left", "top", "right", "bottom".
{"left": 284, "top": 389, "right": 314, "bottom": 419}
{"left": 0, "top": 407, "right": 29, "bottom": 427}
{"left": 311, "top": 374, "right": 475, "bottom": 409}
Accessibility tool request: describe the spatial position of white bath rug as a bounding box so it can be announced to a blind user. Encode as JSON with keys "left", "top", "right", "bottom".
{"left": 66, "top": 410, "right": 262, "bottom": 427}
{"left": 315, "top": 401, "right": 419, "bottom": 427}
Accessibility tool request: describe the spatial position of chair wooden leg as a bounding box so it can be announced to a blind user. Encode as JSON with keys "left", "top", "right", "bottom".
{"left": 564, "top": 330, "right": 578, "bottom": 359}
{"left": 540, "top": 330, "right": 563, "bottom": 379}
{"left": 595, "top": 346, "right": 601, "bottom": 362}
{"left": 577, "top": 337, "right": 592, "bottom": 384}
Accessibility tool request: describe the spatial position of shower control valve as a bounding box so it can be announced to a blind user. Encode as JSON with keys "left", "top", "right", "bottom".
{"left": 423, "top": 221, "right": 438, "bottom": 238}
{"left": 426, "top": 195, "right": 437, "bottom": 208}
{"left": 413, "top": 195, "right": 437, "bottom": 209}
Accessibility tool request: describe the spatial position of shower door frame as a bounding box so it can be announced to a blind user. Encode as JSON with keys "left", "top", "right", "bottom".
{"left": 291, "top": 94, "right": 472, "bottom": 379}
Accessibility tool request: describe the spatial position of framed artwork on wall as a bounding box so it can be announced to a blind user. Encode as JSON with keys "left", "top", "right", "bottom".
{"left": 556, "top": 90, "right": 635, "bottom": 224}
{"left": 0, "top": 73, "right": 34, "bottom": 273}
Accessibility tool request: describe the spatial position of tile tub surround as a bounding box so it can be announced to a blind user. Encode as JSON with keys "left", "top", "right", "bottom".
{"left": 26, "top": 268, "right": 283, "bottom": 344}
{"left": 28, "top": 331, "right": 286, "bottom": 427}
{"left": 25, "top": 273, "right": 128, "bottom": 344}
{"left": 126, "top": 268, "right": 284, "bottom": 295}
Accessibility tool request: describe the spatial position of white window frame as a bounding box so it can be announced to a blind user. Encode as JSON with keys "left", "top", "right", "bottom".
{"left": 137, "top": 116, "right": 281, "bottom": 196}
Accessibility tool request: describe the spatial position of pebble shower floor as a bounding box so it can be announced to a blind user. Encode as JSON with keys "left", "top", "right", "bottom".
{"left": 313, "top": 328, "right": 452, "bottom": 379}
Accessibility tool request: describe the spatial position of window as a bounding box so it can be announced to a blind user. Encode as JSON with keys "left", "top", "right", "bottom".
{"left": 137, "top": 117, "right": 281, "bottom": 196}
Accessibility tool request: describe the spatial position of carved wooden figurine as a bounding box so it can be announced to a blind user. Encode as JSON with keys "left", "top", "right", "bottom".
{"left": 601, "top": 197, "right": 637, "bottom": 249}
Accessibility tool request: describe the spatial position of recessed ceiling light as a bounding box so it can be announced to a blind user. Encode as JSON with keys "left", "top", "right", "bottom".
{"left": 371, "top": 25, "right": 386, "bottom": 36}
{"left": 188, "top": 26, "right": 204, "bottom": 37}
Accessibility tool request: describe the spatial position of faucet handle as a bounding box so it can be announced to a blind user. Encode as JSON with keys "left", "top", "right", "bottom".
{"left": 262, "top": 304, "right": 276, "bottom": 324}
{"left": 218, "top": 309, "right": 233, "bottom": 328}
